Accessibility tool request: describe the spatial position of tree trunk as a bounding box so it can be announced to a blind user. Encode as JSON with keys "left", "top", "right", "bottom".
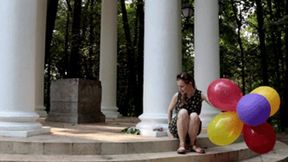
{"left": 120, "top": 0, "right": 137, "bottom": 116}
{"left": 45, "top": 0, "right": 59, "bottom": 112}
{"left": 281, "top": 0, "right": 288, "bottom": 130}
{"left": 63, "top": 0, "right": 72, "bottom": 78}
{"left": 135, "top": 0, "right": 144, "bottom": 116}
{"left": 80, "top": 0, "right": 91, "bottom": 78}
{"left": 270, "top": 0, "right": 283, "bottom": 87}
{"left": 88, "top": 0, "right": 96, "bottom": 79}
{"left": 255, "top": 0, "right": 268, "bottom": 85}
{"left": 67, "top": 0, "right": 82, "bottom": 78}
{"left": 231, "top": 0, "right": 245, "bottom": 93}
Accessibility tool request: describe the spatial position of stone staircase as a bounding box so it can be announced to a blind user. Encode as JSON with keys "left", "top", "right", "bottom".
{"left": 0, "top": 119, "right": 286, "bottom": 162}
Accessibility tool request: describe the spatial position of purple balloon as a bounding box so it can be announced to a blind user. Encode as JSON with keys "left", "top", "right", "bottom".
{"left": 237, "top": 94, "right": 270, "bottom": 126}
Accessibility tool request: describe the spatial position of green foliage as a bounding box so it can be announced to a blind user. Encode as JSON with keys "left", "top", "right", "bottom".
{"left": 218, "top": 0, "right": 288, "bottom": 130}
{"left": 45, "top": 0, "right": 288, "bottom": 130}
{"left": 48, "top": 0, "right": 101, "bottom": 80}
{"left": 117, "top": 0, "right": 144, "bottom": 116}
{"left": 121, "top": 127, "right": 140, "bottom": 135}
{"left": 182, "top": 0, "right": 194, "bottom": 73}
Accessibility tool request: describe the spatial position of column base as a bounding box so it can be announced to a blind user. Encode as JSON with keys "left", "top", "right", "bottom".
{"left": 0, "top": 126, "right": 50, "bottom": 137}
{"left": 136, "top": 113, "right": 168, "bottom": 137}
{"left": 200, "top": 103, "right": 220, "bottom": 128}
{"left": 138, "top": 129, "right": 168, "bottom": 137}
{"left": 35, "top": 105, "right": 47, "bottom": 118}
{"left": 0, "top": 122, "right": 50, "bottom": 138}
{"left": 102, "top": 106, "right": 121, "bottom": 118}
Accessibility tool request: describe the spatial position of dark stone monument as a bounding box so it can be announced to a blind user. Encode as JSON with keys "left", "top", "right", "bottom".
{"left": 46, "top": 78, "right": 105, "bottom": 123}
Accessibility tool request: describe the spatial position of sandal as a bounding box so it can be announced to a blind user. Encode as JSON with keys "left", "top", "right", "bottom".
{"left": 191, "top": 145, "right": 205, "bottom": 154}
{"left": 177, "top": 146, "right": 186, "bottom": 154}
{"left": 185, "top": 145, "right": 191, "bottom": 151}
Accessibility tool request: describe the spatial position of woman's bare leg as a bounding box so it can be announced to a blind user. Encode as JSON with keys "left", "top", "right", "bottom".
{"left": 177, "top": 109, "right": 189, "bottom": 152}
{"left": 188, "top": 113, "right": 200, "bottom": 145}
{"left": 188, "top": 113, "right": 205, "bottom": 153}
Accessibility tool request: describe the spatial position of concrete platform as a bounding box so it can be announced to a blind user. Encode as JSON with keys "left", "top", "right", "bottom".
{"left": 0, "top": 117, "right": 286, "bottom": 162}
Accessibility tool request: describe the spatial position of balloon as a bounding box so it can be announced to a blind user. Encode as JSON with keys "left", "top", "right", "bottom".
{"left": 237, "top": 94, "right": 270, "bottom": 126}
{"left": 243, "top": 123, "right": 276, "bottom": 154}
{"left": 251, "top": 86, "right": 280, "bottom": 116}
{"left": 207, "top": 112, "right": 243, "bottom": 146}
{"left": 207, "top": 78, "right": 243, "bottom": 111}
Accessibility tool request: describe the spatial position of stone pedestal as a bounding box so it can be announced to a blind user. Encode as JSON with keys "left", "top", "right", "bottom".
{"left": 47, "top": 78, "right": 105, "bottom": 124}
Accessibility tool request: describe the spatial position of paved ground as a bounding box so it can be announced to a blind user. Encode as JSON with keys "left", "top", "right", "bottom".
{"left": 36, "top": 117, "right": 172, "bottom": 142}
{"left": 277, "top": 132, "right": 288, "bottom": 144}
{"left": 40, "top": 117, "right": 288, "bottom": 145}
{"left": 42, "top": 117, "right": 288, "bottom": 139}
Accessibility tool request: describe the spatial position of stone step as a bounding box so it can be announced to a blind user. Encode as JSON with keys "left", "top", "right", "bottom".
{"left": 0, "top": 142, "right": 286, "bottom": 162}
{"left": 0, "top": 142, "right": 256, "bottom": 162}
{"left": 1, "top": 119, "right": 286, "bottom": 162}
{"left": 0, "top": 133, "right": 221, "bottom": 155}
{"left": 240, "top": 141, "right": 288, "bottom": 162}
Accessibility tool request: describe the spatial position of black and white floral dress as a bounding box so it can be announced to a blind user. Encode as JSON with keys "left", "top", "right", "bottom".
{"left": 168, "top": 89, "right": 203, "bottom": 138}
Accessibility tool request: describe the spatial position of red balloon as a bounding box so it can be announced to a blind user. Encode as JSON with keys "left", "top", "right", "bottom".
{"left": 207, "top": 78, "right": 243, "bottom": 111}
{"left": 243, "top": 123, "right": 276, "bottom": 154}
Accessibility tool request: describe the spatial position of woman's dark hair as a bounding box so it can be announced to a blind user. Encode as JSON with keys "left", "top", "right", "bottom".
{"left": 176, "top": 72, "right": 195, "bottom": 88}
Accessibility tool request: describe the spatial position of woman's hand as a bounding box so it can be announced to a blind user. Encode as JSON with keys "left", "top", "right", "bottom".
{"left": 201, "top": 94, "right": 212, "bottom": 106}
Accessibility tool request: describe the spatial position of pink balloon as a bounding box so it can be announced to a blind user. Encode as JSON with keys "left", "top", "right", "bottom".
{"left": 208, "top": 78, "right": 243, "bottom": 111}
{"left": 243, "top": 123, "right": 276, "bottom": 154}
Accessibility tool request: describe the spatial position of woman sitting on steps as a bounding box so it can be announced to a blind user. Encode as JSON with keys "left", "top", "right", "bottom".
{"left": 167, "top": 72, "right": 210, "bottom": 154}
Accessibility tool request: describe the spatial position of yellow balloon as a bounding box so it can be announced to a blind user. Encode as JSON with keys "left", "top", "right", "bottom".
{"left": 251, "top": 86, "right": 280, "bottom": 116}
{"left": 207, "top": 112, "right": 243, "bottom": 146}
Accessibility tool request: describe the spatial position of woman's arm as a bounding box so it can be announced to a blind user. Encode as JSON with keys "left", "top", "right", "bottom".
{"left": 167, "top": 93, "right": 178, "bottom": 123}
{"left": 201, "top": 94, "right": 212, "bottom": 106}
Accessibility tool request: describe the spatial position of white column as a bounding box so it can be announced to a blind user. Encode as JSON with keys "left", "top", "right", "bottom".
{"left": 99, "top": 0, "right": 120, "bottom": 118}
{"left": 35, "top": 0, "right": 48, "bottom": 117}
{"left": 136, "top": 0, "right": 182, "bottom": 136}
{"left": 0, "top": 0, "right": 50, "bottom": 137}
{"left": 194, "top": 0, "right": 220, "bottom": 129}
